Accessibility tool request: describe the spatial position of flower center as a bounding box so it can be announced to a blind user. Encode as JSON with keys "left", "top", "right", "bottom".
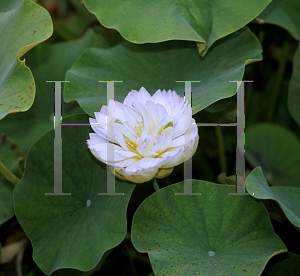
{"left": 137, "top": 129, "right": 153, "bottom": 150}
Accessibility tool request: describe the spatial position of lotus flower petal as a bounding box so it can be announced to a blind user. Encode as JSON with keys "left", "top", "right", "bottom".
{"left": 87, "top": 87, "right": 199, "bottom": 183}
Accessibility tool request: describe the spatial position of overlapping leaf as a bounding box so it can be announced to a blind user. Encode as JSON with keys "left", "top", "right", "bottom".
{"left": 288, "top": 45, "right": 300, "bottom": 126}
{"left": 0, "top": 0, "right": 53, "bottom": 119}
{"left": 83, "top": 0, "right": 270, "bottom": 52}
{"left": 0, "top": 30, "right": 108, "bottom": 157}
{"left": 257, "top": 1, "right": 300, "bottom": 128}
{"left": 262, "top": 252, "right": 300, "bottom": 276}
{"left": 0, "top": 0, "right": 22, "bottom": 12}
{"left": 14, "top": 114, "right": 135, "bottom": 275}
{"left": 257, "top": 0, "right": 300, "bottom": 41}
{"left": 65, "top": 27, "right": 262, "bottom": 116}
{"left": 131, "top": 181, "right": 286, "bottom": 276}
{"left": 245, "top": 123, "right": 300, "bottom": 187}
{"left": 246, "top": 167, "right": 300, "bottom": 229}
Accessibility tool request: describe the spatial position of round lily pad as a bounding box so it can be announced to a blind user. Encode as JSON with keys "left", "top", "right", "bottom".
{"left": 14, "top": 114, "right": 135, "bottom": 275}
{"left": 131, "top": 181, "right": 286, "bottom": 276}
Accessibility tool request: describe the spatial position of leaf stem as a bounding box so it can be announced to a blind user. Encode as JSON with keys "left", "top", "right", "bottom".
{"left": 0, "top": 160, "right": 20, "bottom": 186}
{"left": 152, "top": 177, "right": 159, "bottom": 192}
{"left": 215, "top": 126, "right": 227, "bottom": 174}
{"left": 267, "top": 40, "right": 290, "bottom": 122}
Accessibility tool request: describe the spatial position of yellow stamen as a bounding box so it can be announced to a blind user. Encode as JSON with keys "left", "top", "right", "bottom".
{"left": 157, "top": 122, "right": 173, "bottom": 136}
{"left": 123, "top": 135, "right": 137, "bottom": 151}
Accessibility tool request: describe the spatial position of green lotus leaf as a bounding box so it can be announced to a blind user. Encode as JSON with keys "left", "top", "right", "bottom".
{"left": 288, "top": 45, "right": 300, "bottom": 126}
{"left": 258, "top": 1, "right": 300, "bottom": 128}
{"left": 0, "top": 30, "right": 108, "bottom": 158}
{"left": 27, "top": 249, "right": 112, "bottom": 276}
{"left": 131, "top": 181, "right": 286, "bottom": 276}
{"left": 245, "top": 123, "right": 300, "bottom": 187}
{"left": 262, "top": 252, "right": 300, "bottom": 276}
{"left": 64, "top": 27, "right": 262, "bottom": 116}
{"left": 0, "top": 0, "right": 53, "bottom": 119}
{"left": 83, "top": 0, "right": 270, "bottom": 51}
{"left": 246, "top": 167, "right": 300, "bottom": 229}
{"left": 257, "top": 0, "right": 300, "bottom": 41}
{"left": 14, "top": 114, "right": 135, "bottom": 275}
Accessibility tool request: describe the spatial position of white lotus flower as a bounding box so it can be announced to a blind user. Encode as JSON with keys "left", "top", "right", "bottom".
{"left": 87, "top": 87, "right": 198, "bottom": 183}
